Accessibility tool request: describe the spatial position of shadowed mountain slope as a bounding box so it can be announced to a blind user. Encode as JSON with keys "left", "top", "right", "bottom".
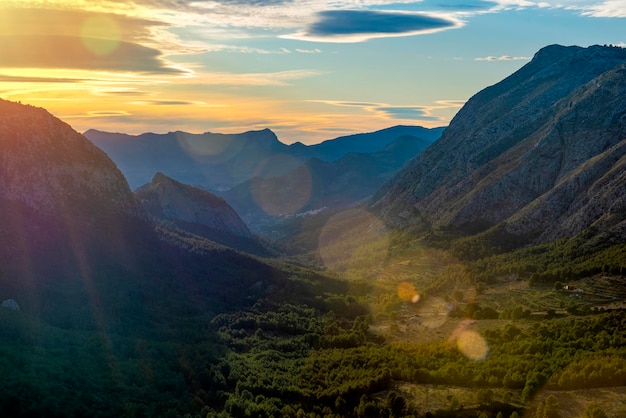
{"left": 84, "top": 128, "right": 294, "bottom": 191}
{"left": 288, "top": 125, "right": 445, "bottom": 161}
{"left": 85, "top": 125, "right": 442, "bottom": 192}
{"left": 135, "top": 173, "right": 270, "bottom": 254}
{"left": 223, "top": 134, "right": 435, "bottom": 233}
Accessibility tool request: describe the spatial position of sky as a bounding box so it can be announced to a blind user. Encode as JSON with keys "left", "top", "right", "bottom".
{"left": 0, "top": 1, "right": 624, "bottom": 145}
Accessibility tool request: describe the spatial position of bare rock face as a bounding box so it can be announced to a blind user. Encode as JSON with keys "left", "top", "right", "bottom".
{"left": 135, "top": 173, "right": 253, "bottom": 239}
{"left": 375, "top": 45, "right": 626, "bottom": 244}
{"left": 0, "top": 99, "right": 137, "bottom": 216}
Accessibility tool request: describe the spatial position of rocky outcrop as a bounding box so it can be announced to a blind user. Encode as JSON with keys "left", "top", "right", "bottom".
{"left": 135, "top": 173, "right": 253, "bottom": 239}
{"left": 374, "top": 45, "right": 626, "bottom": 244}
{"left": 0, "top": 99, "right": 137, "bottom": 216}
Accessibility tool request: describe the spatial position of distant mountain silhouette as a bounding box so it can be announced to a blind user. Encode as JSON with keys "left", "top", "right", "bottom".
{"left": 288, "top": 125, "right": 445, "bottom": 161}
{"left": 374, "top": 44, "right": 626, "bottom": 247}
{"left": 222, "top": 134, "right": 435, "bottom": 233}
{"left": 84, "top": 128, "right": 296, "bottom": 191}
{"left": 84, "top": 125, "right": 443, "bottom": 192}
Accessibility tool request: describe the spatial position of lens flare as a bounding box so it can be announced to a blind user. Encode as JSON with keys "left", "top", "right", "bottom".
{"left": 398, "top": 282, "right": 420, "bottom": 303}
{"left": 448, "top": 320, "right": 489, "bottom": 361}
{"left": 318, "top": 208, "right": 389, "bottom": 271}
{"left": 250, "top": 158, "right": 312, "bottom": 216}
{"left": 456, "top": 330, "right": 489, "bottom": 361}
{"left": 176, "top": 132, "right": 244, "bottom": 163}
{"left": 80, "top": 16, "right": 121, "bottom": 56}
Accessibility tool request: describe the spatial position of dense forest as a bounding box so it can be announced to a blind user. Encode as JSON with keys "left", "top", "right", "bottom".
{"left": 1, "top": 221, "right": 624, "bottom": 417}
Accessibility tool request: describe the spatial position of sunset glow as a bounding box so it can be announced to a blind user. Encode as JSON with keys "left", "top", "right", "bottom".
{"left": 1, "top": 1, "right": 624, "bottom": 143}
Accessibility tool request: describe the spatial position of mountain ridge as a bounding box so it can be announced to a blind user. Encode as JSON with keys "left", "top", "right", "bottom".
{"left": 0, "top": 99, "right": 137, "bottom": 217}
{"left": 373, "top": 44, "right": 626, "bottom": 247}
{"left": 222, "top": 133, "right": 435, "bottom": 233}
{"left": 84, "top": 125, "right": 443, "bottom": 191}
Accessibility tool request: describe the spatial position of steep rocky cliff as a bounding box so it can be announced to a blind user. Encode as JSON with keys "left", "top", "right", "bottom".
{"left": 374, "top": 45, "right": 626, "bottom": 244}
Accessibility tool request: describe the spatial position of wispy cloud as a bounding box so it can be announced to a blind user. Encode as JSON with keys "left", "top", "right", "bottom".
{"left": 128, "top": 99, "right": 210, "bottom": 106}
{"left": 581, "top": 0, "right": 626, "bottom": 18}
{"left": 475, "top": 55, "right": 531, "bottom": 61}
{"left": 0, "top": 74, "right": 86, "bottom": 83}
{"left": 66, "top": 110, "right": 133, "bottom": 118}
{"left": 489, "top": 0, "right": 626, "bottom": 18}
{"left": 192, "top": 69, "right": 325, "bottom": 86}
{"left": 295, "top": 48, "right": 323, "bottom": 54}
{"left": 310, "top": 99, "right": 464, "bottom": 122}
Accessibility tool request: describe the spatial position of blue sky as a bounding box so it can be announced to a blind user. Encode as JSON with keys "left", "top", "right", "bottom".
{"left": 0, "top": 1, "right": 624, "bottom": 144}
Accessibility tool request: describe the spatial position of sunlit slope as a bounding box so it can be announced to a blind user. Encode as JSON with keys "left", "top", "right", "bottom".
{"left": 374, "top": 45, "right": 626, "bottom": 246}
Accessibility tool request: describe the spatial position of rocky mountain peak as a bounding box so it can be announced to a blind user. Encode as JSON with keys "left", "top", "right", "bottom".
{"left": 0, "top": 99, "right": 137, "bottom": 216}
{"left": 135, "top": 173, "right": 253, "bottom": 239}
{"left": 374, "top": 44, "right": 626, "bottom": 245}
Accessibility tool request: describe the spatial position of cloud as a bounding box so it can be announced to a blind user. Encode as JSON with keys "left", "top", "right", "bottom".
{"left": 0, "top": 7, "right": 163, "bottom": 41}
{"left": 128, "top": 99, "right": 209, "bottom": 106}
{"left": 67, "top": 110, "right": 133, "bottom": 118}
{"left": 475, "top": 55, "right": 530, "bottom": 61}
{"left": 375, "top": 106, "right": 440, "bottom": 120}
{"left": 0, "top": 7, "right": 192, "bottom": 74}
{"left": 0, "top": 34, "right": 187, "bottom": 75}
{"left": 310, "top": 99, "right": 464, "bottom": 122}
{"left": 296, "top": 48, "right": 323, "bottom": 54}
{"left": 0, "top": 74, "right": 85, "bottom": 83}
{"left": 189, "top": 69, "right": 325, "bottom": 86}
{"left": 582, "top": 0, "right": 626, "bottom": 17}
{"left": 488, "top": 0, "right": 626, "bottom": 18}
{"left": 0, "top": 35, "right": 186, "bottom": 75}
{"left": 285, "top": 10, "right": 462, "bottom": 42}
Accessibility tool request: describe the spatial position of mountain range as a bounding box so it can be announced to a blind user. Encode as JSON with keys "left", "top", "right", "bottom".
{"left": 374, "top": 44, "right": 626, "bottom": 249}
{"left": 84, "top": 125, "right": 444, "bottom": 192}
{"left": 223, "top": 134, "right": 434, "bottom": 232}
{"left": 1, "top": 43, "right": 625, "bottom": 417}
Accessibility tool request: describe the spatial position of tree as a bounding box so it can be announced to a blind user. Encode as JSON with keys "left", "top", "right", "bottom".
{"left": 582, "top": 402, "right": 608, "bottom": 418}
{"left": 476, "top": 388, "right": 494, "bottom": 405}
{"left": 542, "top": 394, "right": 559, "bottom": 418}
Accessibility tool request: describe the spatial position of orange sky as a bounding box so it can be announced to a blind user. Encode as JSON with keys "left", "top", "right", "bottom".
{"left": 1, "top": 1, "right": 623, "bottom": 144}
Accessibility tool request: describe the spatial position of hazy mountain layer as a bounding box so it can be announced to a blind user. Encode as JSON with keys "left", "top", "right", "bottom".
{"left": 288, "top": 125, "right": 445, "bottom": 161}
{"left": 223, "top": 134, "right": 434, "bottom": 232}
{"left": 84, "top": 128, "right": 293, "bottom": 191}
{"left": 374, "top": 44, "right": 626, "bottom": 244}
{"left": 85, "top": 125, "right": 442, "bottom": 192}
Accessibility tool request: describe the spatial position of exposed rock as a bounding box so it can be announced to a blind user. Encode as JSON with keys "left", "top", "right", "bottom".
{"left": 135, "top": 172, "right": 253, "bottom": 239}
{"left": 0, "top": 99, "right": 137, "bottom": 216}
{"left": 374, "top": 44, "right": 626, "bottom": 244}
